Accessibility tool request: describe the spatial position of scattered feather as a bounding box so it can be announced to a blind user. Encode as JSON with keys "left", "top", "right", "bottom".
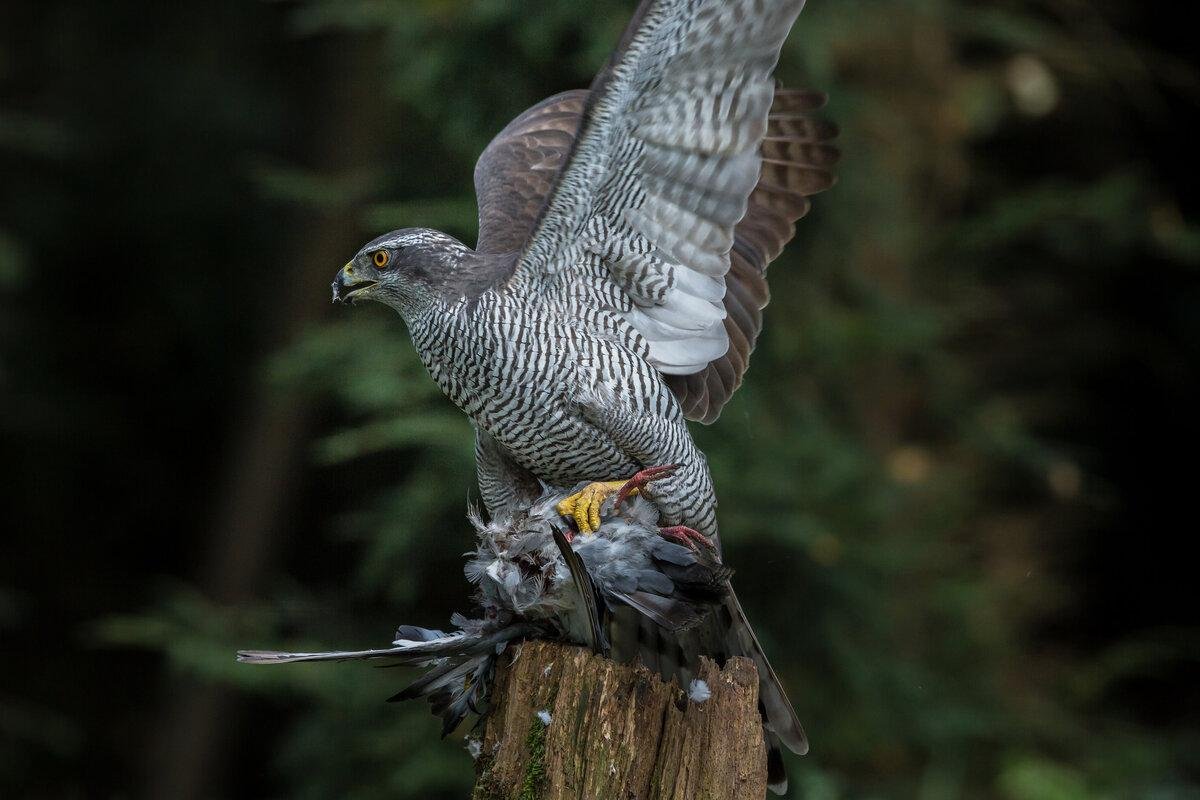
{"left": 466, "top": 738, "right": 483, "bottom": 760}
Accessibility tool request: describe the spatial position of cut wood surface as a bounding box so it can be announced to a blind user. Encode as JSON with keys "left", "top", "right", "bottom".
{"left": 471, "top": 640, "right": 767, "bottom": 800}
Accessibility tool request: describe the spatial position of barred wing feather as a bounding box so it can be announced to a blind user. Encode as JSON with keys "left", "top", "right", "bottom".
{"left": 665, "top": 88, "right": 838, "bottom": 422}
{"left": 471, "top": 0, "right": 837, "bottom": 421}
{"left": 512, "top": 0, "right": 807, "bottom": 376}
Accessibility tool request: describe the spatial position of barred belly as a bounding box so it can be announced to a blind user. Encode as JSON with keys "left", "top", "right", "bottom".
{"left": 408, "top": 291, "right": 717, "bottom": 537}
{"left": 411, "top": 294, "right": 646, "bottom": 484}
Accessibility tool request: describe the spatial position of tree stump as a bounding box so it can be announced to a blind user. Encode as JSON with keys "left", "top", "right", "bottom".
{"left": 471, "top": 640, "right": 767, "bottom": 800}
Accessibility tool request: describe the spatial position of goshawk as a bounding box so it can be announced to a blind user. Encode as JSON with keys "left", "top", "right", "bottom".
{"left": 329, "top": 0, "right": 838, "bottom": 786}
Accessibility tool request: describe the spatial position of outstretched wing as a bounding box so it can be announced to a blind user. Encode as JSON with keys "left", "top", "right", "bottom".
{"left": 665, "top": 88, "right": 837, "bottom": 422}
{"left": 510, "top": 0, "right": 809, "bottom": 376}
{"left": 472, "top": 0, "right": 837, "bottom": 422}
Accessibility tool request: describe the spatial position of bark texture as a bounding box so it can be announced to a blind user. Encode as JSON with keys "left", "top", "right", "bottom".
{"left": 472, "top": 640, "right": 767, "bottom": 800}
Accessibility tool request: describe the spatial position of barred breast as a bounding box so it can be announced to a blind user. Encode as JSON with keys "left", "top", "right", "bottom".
{"left": 407, "top": 291, "right": 698, "bottom": 494}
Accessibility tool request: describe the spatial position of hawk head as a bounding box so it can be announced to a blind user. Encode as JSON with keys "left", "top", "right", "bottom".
{"left": 332, "top": 228, "right": 468, "bottom": 313}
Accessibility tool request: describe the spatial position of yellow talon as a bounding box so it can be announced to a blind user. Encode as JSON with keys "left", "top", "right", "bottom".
{"left": 555, "top": 480, "right": 631, "bottom": 534}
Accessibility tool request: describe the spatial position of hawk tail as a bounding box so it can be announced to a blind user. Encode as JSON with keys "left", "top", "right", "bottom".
{"left": 724, "top": 591, "right": 809, "bottom": 754}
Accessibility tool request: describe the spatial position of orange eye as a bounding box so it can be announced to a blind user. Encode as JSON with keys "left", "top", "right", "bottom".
{"left": 372, "top": 250, "right": 389, "bottom": 268}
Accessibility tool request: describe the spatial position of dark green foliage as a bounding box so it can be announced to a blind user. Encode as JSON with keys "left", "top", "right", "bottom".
{"left": 1, "top": 1, "right": 1198, "bottom": 798}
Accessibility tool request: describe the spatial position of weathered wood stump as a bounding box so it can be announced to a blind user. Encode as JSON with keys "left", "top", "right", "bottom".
{"left": 471, "top": 640, "right": 767, "bottom": 800}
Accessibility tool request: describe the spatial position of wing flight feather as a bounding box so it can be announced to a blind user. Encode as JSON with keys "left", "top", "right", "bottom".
{"left": 506, "top": 0, "right": 809, "bottom": 368}
{"left": 470, "top": 0, "right": 838, "bottom": 421}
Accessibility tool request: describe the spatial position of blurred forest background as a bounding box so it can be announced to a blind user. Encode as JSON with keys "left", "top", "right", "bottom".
{"left": 3, "top": 0, "right": 1198, "bottom": 798}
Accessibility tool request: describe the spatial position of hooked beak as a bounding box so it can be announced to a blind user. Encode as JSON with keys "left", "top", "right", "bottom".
{"left": 331, "top": 263, "right": 378, "bottom": 304}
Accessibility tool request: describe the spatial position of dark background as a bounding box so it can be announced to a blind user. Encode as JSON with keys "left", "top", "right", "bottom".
{"left": 3, "top": 1, "right": 1198, "bottom": 797}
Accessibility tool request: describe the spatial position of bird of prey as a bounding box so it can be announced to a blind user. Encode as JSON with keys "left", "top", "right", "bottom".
{"left": 331, "top": 0, "right": 836, "bottom": 538}
{"left": 241, "top": 476, "right": 791, "bottom": 786}
{"left": 327, "top": 0, "right": 837, "bottom": 789}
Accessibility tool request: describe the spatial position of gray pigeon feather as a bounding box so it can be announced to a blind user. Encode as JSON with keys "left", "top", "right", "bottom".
{"left": 239, "top": 482, "right": 802, "bottom": 794}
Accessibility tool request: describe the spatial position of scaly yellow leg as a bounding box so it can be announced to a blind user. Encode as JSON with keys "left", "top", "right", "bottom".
{"left": 555, "top": 480, "right": 634, "bottom": 534}
{"left": 555, "top": 465, "right": 679, "bottom": 534}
